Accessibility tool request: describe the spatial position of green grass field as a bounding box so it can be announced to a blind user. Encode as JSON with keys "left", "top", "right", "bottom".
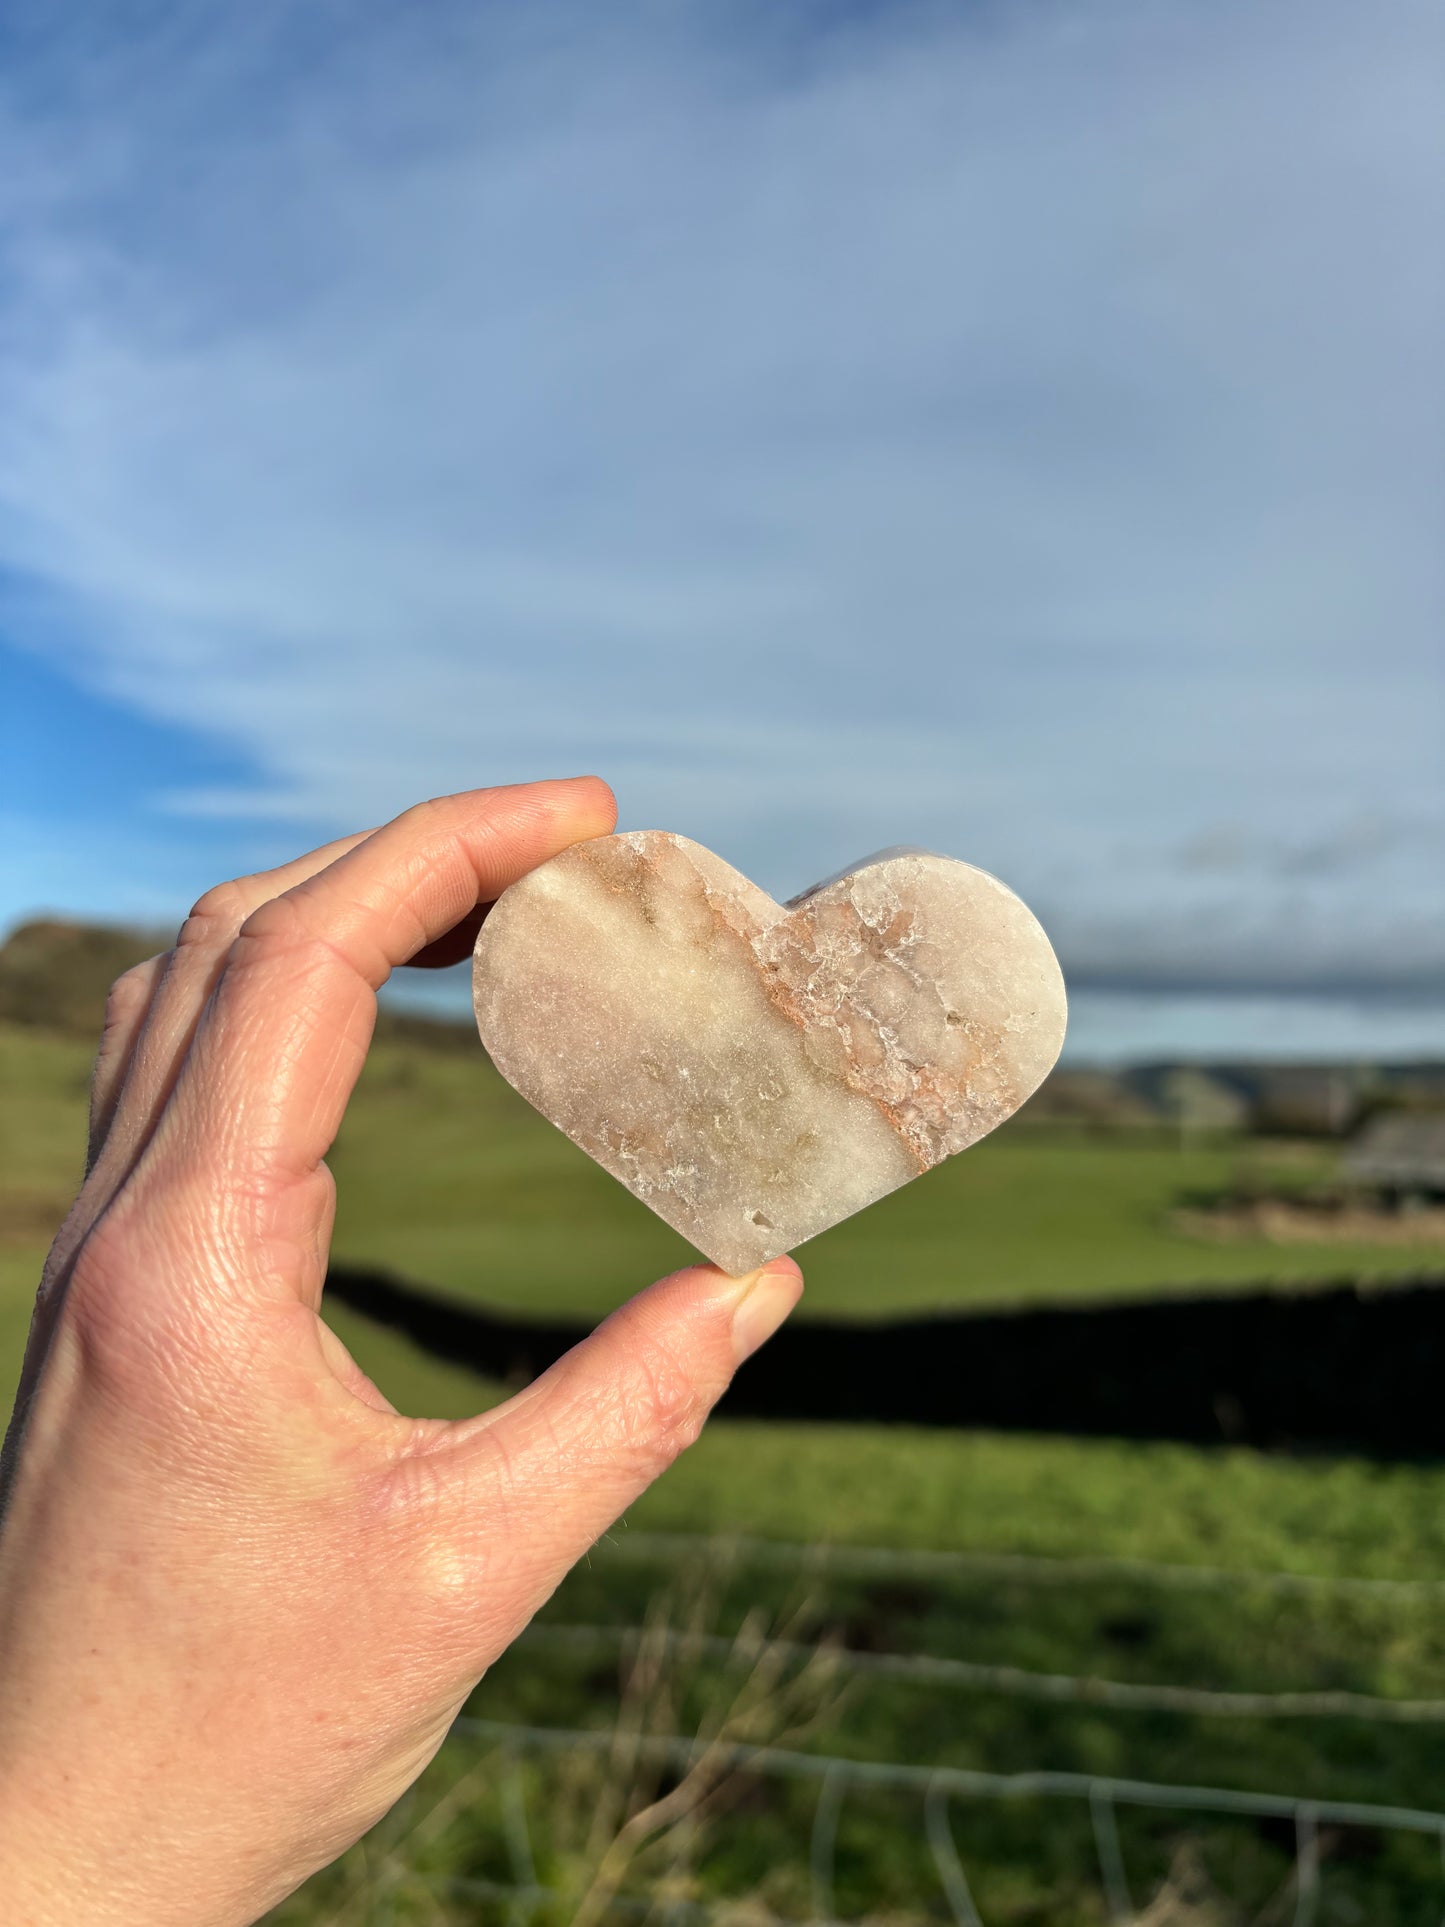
{"left": 4, "top": 1022, "right": 1445, "bottom": 1923}
{"left": 323, "top": 1038, "right": 1434, "bottom": 1321}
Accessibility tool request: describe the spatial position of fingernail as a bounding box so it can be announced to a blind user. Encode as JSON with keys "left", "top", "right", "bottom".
{"left": 731, "top": 1258, "right": 804, "bottom": 1364}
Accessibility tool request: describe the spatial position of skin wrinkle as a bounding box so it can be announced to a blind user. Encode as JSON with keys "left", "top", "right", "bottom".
{"left": 65, "top": 1281, "right": 242, "bottom": 1457}
{"left": 586, "top": 1342, "right": 712, "bottom": 1481}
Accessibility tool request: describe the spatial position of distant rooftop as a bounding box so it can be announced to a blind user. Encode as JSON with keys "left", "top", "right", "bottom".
{"left": 1344, "top": 1113, "right": 1445, "bottom": 1190}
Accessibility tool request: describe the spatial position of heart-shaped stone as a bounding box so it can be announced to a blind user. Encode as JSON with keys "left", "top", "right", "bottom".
{"left": 473, "top": 832, "right": 1066, "bottom": 1275}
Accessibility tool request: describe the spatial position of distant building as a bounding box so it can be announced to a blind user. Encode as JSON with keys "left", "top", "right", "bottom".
{"left": 1154, "top": 1068, "right": 1251, "bottom": 1135}
{"left": 1343, "top": 1114, "right": 1445, "bottom": 1207}
{"left": 1249, "top": 1067, "right": 1364, "bottom": 1137}
{"left": 1121, "top": 1064, "right": 1250, "bottom": 1133}
{"left": 1075, "top": 1061, "right": 1445, "bottom": 1141}
{"left": 1019, "top": 1069, "right": 1159, "bottom": 1129}
{"left": 1380, "top": 1065, "right": 1445, "bottom": 1109}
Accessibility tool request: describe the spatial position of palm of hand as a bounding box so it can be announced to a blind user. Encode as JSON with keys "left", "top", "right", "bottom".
{"left": 0, "top": 782, "right": 802, "bottom": 1927}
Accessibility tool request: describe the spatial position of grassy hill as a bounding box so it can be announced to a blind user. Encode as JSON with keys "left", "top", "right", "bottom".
{"left": 324, "top": 1037, "right": 1436, "bottom": 1321}
{"left": 5, "top": 1016, "right": 1445, "bottom": 1922}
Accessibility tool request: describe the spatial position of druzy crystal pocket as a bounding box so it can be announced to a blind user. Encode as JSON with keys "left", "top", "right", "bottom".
{"left": 473, "top": 832, "right": 1066, "bottom": 1275}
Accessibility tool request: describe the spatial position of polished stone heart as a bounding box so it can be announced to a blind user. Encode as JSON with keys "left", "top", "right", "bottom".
{"left": 473, "top": 832, "right": 1066, "bottom": 1275}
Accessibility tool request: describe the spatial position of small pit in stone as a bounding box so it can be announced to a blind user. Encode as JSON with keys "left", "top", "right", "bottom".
{"left": 749, "top": 1211, "right": 775, "bottom": 1229}
{"left": 944, "top": 1010, "right": 964, "bottom": 1026}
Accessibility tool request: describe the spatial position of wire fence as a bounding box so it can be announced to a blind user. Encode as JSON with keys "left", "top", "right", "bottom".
{"left": 601, "top": 1529, "right": 1445, "bottom": 1603}
{"left": 450, "top": 1715, "right": 1445, "bottom": 1927}
{"left": 518, "top": 1621, "right": 1445, "bottom": 1725}
{"left": 321, "top": 1528, "right": 1445, "bottom": 1922}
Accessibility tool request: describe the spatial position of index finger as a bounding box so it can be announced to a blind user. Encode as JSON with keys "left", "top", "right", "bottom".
{"left": 142, "top": 777, "right": 616, "bottom": 1194}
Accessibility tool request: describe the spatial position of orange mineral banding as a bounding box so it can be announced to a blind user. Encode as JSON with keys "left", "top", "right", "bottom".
{"left": 473, "top": 832, "right": 1067, "bottom": 1276}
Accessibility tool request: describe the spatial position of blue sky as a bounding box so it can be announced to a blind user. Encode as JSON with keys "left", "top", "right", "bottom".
{"left": 1, "top": 0, "right": 1442, "bottom": 1060}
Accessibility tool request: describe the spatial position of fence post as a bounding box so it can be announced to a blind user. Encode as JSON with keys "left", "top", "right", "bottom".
{"left": 501, "top": 1742, "right": 538, "bottom": 1926}
{"left": 924, "top": 1778, "right": 986, "bottom": 1927}
{"left": 1292, "top": 1804, "right": 1320, "bottom": 1927}
{"left": 811, "top": 1762, "right": 846, "bottom": 1922}
{"left": 1090, "top": 1783, "right": 1133, "bottom": 1925}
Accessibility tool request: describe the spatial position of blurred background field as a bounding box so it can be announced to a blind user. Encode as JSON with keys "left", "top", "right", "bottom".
{"left": 5, "top": 924, "right": 1441, "bottom": 1330}
{"left": 5, "top": 931, "right": 1445, "bottom": 1923}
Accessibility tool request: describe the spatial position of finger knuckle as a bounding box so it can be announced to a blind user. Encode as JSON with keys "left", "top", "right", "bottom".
{"left": 101, "top": 957, "right": 161, "bottom": 1031}
{"left": 232, "top": 888, "right": 310, "bottom": 960}
{"left": 401, "top": 792, "right": 464, "bottom": 834}
{"left": 610, "top": 1339, "right": 711, "bottom": 1476}
{"left": 178, "top": 877, "right": 251, "bottom": 950}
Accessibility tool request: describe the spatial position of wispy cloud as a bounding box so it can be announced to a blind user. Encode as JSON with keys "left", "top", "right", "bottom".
{"left": 0, "top": 0, "right": 1441, "bottom": 1002}
{"left": 1178, "top": 813, "right": 1431, "bottom": 882}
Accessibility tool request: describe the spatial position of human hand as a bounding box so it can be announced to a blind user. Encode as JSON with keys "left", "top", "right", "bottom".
{"left": 0, "top": 779, "right": 804, "bottom": 1926}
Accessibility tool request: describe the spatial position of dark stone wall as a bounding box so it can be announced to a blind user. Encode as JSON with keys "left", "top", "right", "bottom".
{"left": 327, "top": 1266, "right": 1445, "bottom": 1456}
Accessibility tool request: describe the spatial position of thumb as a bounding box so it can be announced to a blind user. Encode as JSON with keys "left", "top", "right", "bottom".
{"left": 421, "top": 1257, "right": 803, "bottom": 1651}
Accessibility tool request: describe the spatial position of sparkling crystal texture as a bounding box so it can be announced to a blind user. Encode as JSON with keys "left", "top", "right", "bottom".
{"left": 473, "top": 832, "right": 1067, "bottom": 1275}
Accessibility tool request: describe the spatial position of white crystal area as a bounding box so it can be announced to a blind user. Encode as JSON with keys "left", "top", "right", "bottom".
{"left": 473, "top": 832, "right": 1067, "bottom": 1275}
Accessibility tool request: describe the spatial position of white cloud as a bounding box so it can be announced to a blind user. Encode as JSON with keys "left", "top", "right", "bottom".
{"left": 0, "top": 0, "right": 1441, "bottom": 991}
